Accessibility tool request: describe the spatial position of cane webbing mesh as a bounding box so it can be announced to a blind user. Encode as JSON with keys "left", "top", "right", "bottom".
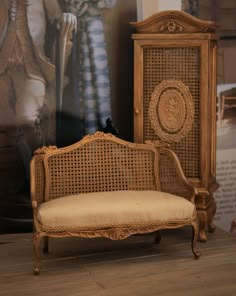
{"left": 159, "top": 148, "right": 194, "bottom": 200}
{"left": 143, "top": 47, "right": 200, "bottom": 178}
{"left": 46, "top": 139, "right": 158, "bottom": 200}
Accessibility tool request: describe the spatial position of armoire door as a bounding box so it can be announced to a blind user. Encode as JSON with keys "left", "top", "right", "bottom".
{"left": 131, "top": 10, "right": 218, "bottom": 241}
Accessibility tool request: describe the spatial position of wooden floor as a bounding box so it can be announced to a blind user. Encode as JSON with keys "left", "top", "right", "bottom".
{"left": 0, "top": 227, "right": 235, "bottom": 296}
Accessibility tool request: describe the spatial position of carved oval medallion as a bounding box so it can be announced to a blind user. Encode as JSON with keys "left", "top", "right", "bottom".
{"left": 158, "top": 89, "right": 186, "bottom": 132}
{"left": 149, "top": 80, "right": 194, "bottom": 143}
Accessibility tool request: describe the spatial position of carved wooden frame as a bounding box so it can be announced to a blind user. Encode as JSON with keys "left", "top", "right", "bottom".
{"left": 148, "top": 80, "right": 194, "bottom": 143}
{"left": 30, "top": 132, "right": 201, "bottom": 274}
{"left": 131, "top": 10, "right": 219, "bottom": 242}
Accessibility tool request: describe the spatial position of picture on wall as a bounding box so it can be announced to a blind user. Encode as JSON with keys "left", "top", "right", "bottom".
{"left": 0, "top": 0, "right": 125, "bottom": 233}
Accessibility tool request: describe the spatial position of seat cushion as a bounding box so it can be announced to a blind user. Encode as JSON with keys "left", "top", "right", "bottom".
{"left": 37, "top": 190, "right": 195, "bottom": 230}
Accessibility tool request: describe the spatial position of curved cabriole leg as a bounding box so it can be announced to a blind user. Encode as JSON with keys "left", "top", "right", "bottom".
{"left": 43, "top": 237, "right": 49, "bottom": 254}
{"left": 197, "top": 210, "right": 207, "bottom": 242}
{"left": 154, "top": 230, "right": 162, "bottom": 244}
{"left": 33, "top": 233, "right": 42, "bottom": 275}
{"left": 207, "top": 197, "right": 217, "bottom": 233}
{"left": 191, "top": 222, "right": 201, "bottom": 259}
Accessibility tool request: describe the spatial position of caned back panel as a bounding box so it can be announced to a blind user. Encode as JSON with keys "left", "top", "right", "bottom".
{"left": 45, "top": 140, "right": 158, "bottom": 200}
{"left": 143, "top": 46, "right": 201, "bottom": 179}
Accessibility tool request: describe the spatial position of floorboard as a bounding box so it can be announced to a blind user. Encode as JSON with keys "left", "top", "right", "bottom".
{"left": 0, "top": 227, "right": 235, "bottom": 296}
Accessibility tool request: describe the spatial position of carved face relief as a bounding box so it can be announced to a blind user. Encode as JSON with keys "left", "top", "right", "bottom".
{"left": 149, "top": 80, "right": 194, "bottom": 143}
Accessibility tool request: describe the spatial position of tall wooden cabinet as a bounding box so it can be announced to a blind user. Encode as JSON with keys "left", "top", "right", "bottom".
{"left": 131, "top": 11, "right": 219, "bottom": 241}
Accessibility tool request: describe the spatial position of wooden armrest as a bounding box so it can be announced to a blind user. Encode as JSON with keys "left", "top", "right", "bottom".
{"left": 158, "top": 147, "right": 197, "bottom": 202}
{"left": 30, "top": 153, "right": 46, "bottom": 209}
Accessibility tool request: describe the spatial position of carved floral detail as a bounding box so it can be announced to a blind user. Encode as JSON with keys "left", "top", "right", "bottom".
{"left": 34, "top": 145, "right": 58, "bottom": 155}
{"left": 148, "top": 80, "right": 194, "bottom": 143}
{"left": 160, "top": 20, "right": 184, "bottom": 33}
{"left": 83, "top": 131, "right": 114, "bottom": 140}
{"left": 38, "top": 221, "right": 195, "bottom": 241}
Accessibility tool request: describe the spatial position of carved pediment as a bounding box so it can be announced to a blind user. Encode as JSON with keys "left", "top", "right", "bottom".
{"left": 130, "top": 10, "right": 217, "bottom": 34}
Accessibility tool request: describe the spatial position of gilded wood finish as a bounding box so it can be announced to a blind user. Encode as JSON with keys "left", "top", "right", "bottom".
{"left": 30, "top": 132, "right": 200, "bottom": 274}
{"left": 131, "top": 10, "right": 218, "bottom": 242}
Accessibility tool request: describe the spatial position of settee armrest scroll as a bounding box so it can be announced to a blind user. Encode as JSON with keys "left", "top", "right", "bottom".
{"left": 158, "top": 147, "right": 197, "bottom": 203}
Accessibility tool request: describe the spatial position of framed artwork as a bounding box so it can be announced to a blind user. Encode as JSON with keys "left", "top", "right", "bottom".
{"left": 0, "top": 0, "right": 137, "bottom": 233}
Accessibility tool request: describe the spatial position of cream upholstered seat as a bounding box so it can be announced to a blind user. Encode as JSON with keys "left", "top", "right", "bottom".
{"left": 37, "top": 190, "right": 195, "bottom": 231}
{"left": 30, "top": 132, "right": 200, "bottom": 275}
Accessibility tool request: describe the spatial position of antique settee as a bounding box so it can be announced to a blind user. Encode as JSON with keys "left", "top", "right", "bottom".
{"left": 30, "top": 132, "right": 200, "bottom": 274}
